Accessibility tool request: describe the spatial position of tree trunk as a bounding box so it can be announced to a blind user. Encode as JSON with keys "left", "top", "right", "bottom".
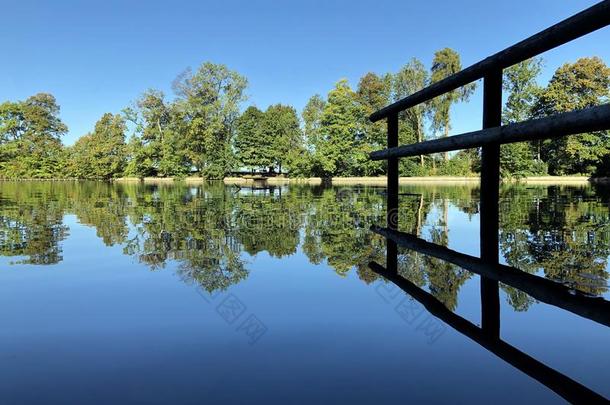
{"left": 443, "top": 199, "right": 449, "bottom": 244}
{"left": 443, "top": 125, "right": 449, "bottom": 162}
{"left": 416, "top": 194, "right": 424, "bottom": 237}
{"left": 417, "top": 117, "right": 424, "bottom": 167}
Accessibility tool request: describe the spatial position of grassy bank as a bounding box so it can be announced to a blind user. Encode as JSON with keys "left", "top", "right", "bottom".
{"left": 107, "top": 175, "right": 610, "bottom": 186}
{"left": 3, "top": 176, "right": 607, "bottom": 185}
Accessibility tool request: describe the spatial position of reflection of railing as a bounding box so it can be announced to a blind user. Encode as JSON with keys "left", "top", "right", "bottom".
{"left": 372, "top": 225, "right": 610, "bottom": 328}
{"left": 368, "top": 3, "right": 610, "bottom": 403}
{"left": 370, "top": 2, "right": 610, "bottom": 340}
{"left": 368, "top": 261, "right": 607, "bottom": 404}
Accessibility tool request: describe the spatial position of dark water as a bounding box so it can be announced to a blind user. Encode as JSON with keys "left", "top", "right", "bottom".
{"left": 0, "top": 181, "right": 608, "bottom": 404}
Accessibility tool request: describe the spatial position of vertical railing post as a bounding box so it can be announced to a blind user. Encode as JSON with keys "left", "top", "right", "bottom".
{"left": 387, "top": 113, "right": 399, "bottom": 273}
{"left": 480, "top": 69, "right": 502, "bottom": 338}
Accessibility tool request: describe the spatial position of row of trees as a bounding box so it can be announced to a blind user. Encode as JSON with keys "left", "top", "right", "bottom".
{"left": 501, "top": 56, "right": 610, "bottom": 176}
{"left": 1, "top": 54, "right": 609, "bottom": 179}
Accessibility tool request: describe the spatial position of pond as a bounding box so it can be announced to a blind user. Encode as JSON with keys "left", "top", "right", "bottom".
{"left": 0, "top": 181, "right": 608, "bottom": 403}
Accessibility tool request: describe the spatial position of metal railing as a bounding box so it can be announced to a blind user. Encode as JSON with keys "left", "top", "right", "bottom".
{"left": 368, "top": 3, "right": 610, "bottom": 403}
{"left": 370, "top": 1, "right": 610, "bottom": 249}
{"left": 370, "top": 0, "right": 610, "bottom": 285}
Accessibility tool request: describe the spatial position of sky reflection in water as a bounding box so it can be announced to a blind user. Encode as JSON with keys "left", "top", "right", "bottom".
{"left": 0, "top": 181, "right": 608, "bottom": 403}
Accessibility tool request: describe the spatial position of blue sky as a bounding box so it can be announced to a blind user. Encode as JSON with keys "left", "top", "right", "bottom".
{"left": 1, "top": 0, "right": 608, "bottom": 144}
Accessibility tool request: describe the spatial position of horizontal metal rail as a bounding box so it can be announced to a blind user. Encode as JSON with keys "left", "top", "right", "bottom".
{"left": 369, "top": 261, "right": 608, "bottom": 404}
{"left": 371, "top": 104, "right": 610, "bottom": 160}
{"left": 371, "top": 225, "right": 610, "bottom": 328}
{"left": 368, "top": 8, "right": 610, "bottom": 393}
{"left": 370, "top": 0, "right": 610, "bottom": 122}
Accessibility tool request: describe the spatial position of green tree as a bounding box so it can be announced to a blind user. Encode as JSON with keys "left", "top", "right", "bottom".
{"left": 262, "top": 104, "right": 303, "bottom": 174}
{"left": 356, "top": 72, "right": 392, "bottom": 175}
{"left": 534, "top": 57, "right": 610, "bottom": 175}
{"left": 501, "top": 58, "right": 545, "bottom": 177}
{"left": 235, "top": 106, "right": 268, "bottom": 172}
{"left": 316, "top": 79, "right": 364, "bottom": 176}
{"left": 302, "top": 94, "right": 327, "bottom": 175}
{"left": 0, "top": 93, "right": 67, "bottom": 178}
{"left": 172, "top": 62, "right": 248, "bottom": 178}
{"left": 123, "top": 133, "right": 153, "bottom": 177}
{"left": 393, "top": 58, "right": 429, "bottom": 171}
{"left": 302, "top": 95, "right": 326, "bottom": 149}
{"left": 157, "top": 110, "right": 188, "bottom": 177}
{"left": 69, "top": 113, "right": 126, "bottom": 179}
{"left": 125, "top": 90, "right": 188, "bottom": 177}
{"left": 66, "top": 136, "right": 93, "bottom": 178}
{"left": 428, "top": 48, "right": 476, "bottom": 162}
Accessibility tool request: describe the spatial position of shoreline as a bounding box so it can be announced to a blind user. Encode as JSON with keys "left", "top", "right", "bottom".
{"left": 79, "top": 175, "right": 610, "bottom": 185}
{"left": 119, "top": 175, "right": 610, "bottom": 185}
{"left": 2, "top": 176, "right": 609, "bottom": 185}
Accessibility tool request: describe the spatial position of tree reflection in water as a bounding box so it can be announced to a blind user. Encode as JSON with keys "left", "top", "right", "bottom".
{"left": 0, "top": 181, "right": 608, "bottom": 305}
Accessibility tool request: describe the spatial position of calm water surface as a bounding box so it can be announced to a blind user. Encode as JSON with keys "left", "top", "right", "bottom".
{"left": 0, "top": 181, "right": 608, "bottom": 403}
